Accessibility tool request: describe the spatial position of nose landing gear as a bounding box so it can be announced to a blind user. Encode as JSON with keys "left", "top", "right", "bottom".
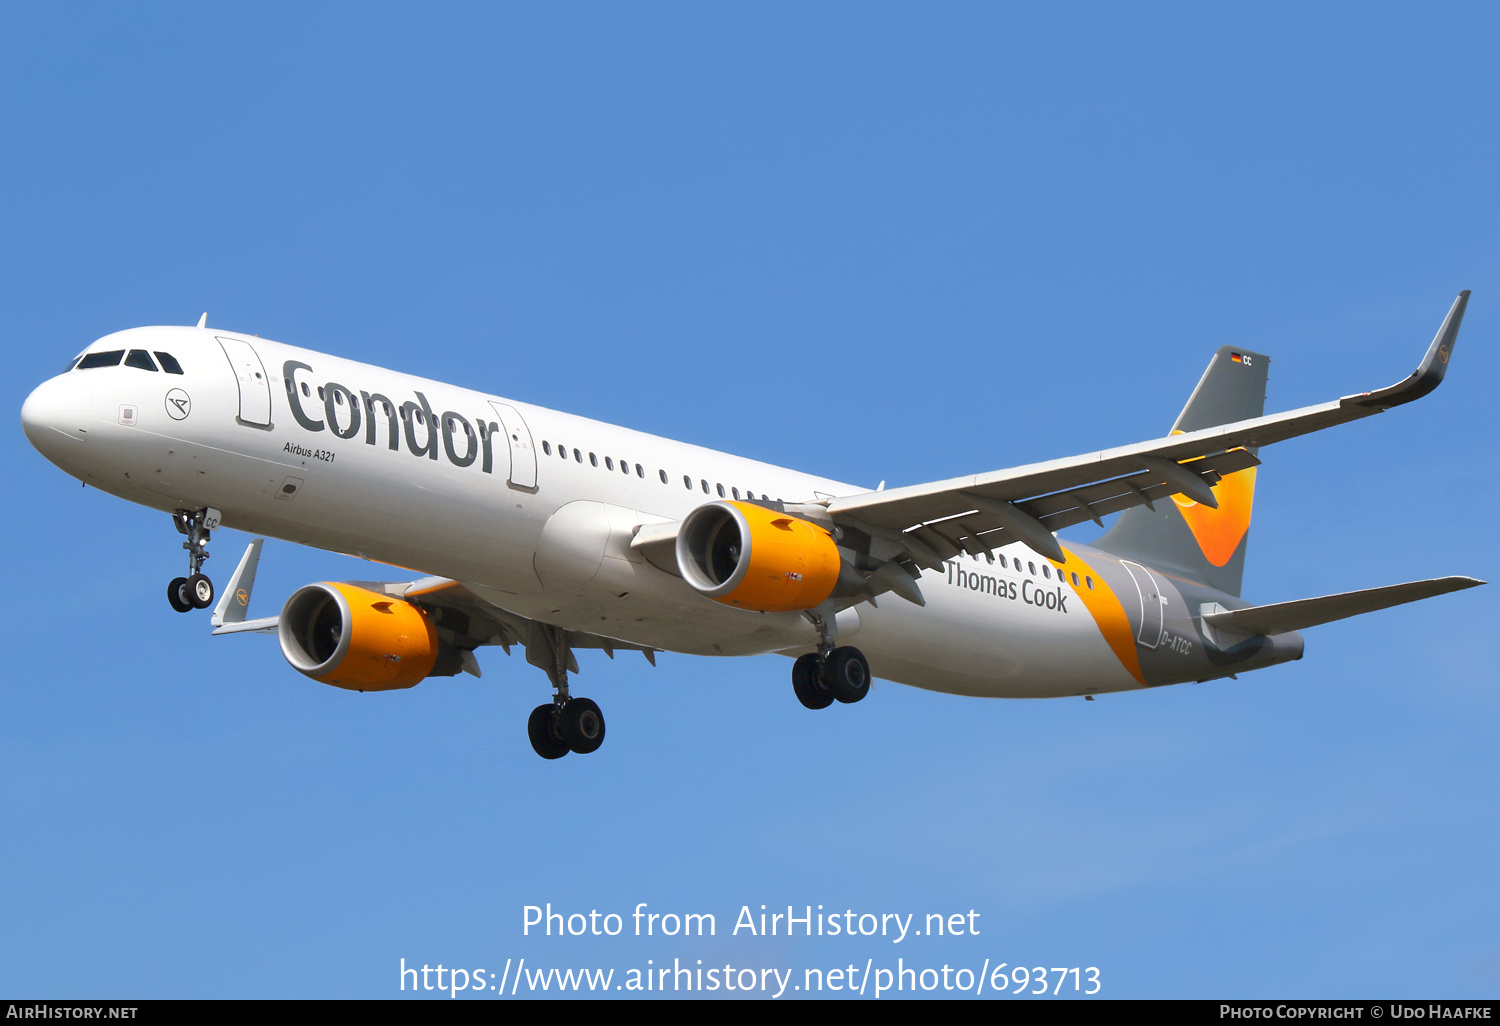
{"left": 166, "top": 508, "right": 220, "bottom": 612}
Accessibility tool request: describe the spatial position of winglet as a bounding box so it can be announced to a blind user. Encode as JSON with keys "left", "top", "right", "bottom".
{"left": 1351, "top": 290, "right": 1469, "bottom": 409}
{"left": 212, "top": 539, "right": 264, "bottom": 627}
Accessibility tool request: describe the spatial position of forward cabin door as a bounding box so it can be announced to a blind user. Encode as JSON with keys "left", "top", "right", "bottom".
{"left": 216, "top": 337, "right": 272, "bottom": 427}
{"left": 488, "top": 401, "right": 537, "bottom": 489}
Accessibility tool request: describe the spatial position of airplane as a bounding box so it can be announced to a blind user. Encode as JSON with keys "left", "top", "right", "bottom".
{"left": 21, "top": 295, "right": 1483, "bottom": 760}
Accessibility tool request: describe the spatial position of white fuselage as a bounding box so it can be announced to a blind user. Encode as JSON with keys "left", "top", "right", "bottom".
{"left": 23, "top": 325, "right": 1151, "bottom": 698}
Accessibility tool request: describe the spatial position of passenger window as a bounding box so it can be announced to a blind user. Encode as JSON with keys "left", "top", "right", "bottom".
{"left": 636, "top": 464, "right": 644, "bottom": 478}
{"left": 660, "top": 470, "right": 668, "bottom": 483}
{"left": 1042, "top": 565, "right": 1051, "bottom": 579}
{"left": 701, "top": 480, "right": 709, "bottom": 493}
{"left": 559, "top": 445, "right": 568, "bottom": 459}
{"left": 732, "top": 488, "right": 740, "bottom": 499}
{"left": 336, "top": 392, "right": 346, "bottom": 406}
{"left": 154, "top": 352, "right": 184, "bottom": 374}
{"left": 716, "top": 484, "right": 725, "bottom": 497}
{"left": 542, "top": 441, "right": 551, "bottom": 455}
{"left": 999, "top": 555, "right": 1007, "bottom": 568}
{"left": 1071, "top": 572, "right": 1079, "bottom": 586}
{"left": 1028, "top": 562, "right": 1036, "bottom": 575}
{"left": 318, "top": 387, "right": 325, "bottom": 401}
{"left": 301, "top": 382, "right": 311, "bottom": 397}
{"left": 574, "top": 449, "right": 582, "bottom": 463}
{"left": 684, "top": 475, "right": 692, "bottom": 489}
{"left": 76, "top": 350, "right": 125, "bottom": 369}
{"left": 1086, "top": 576, "right": 1094, "bottom": 590}
{"left": 589, "top": 452, "right": 598, "bottom": 467}
{"left": 604, "top": 457, "right": 613, "bottom": 470}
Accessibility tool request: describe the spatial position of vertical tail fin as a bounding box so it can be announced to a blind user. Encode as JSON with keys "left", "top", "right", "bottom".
{"left": 1094, "top": 345, "right": 1269, "bottom": 597}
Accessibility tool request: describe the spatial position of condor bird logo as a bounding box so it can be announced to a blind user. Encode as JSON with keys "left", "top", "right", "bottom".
{"left": 164, "top": 388, "right": 191, "bottom": 420}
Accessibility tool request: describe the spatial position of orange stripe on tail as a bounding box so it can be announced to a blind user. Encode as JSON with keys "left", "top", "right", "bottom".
{"left": 1167, "top": 433, "right": 1257, "bottom": 568}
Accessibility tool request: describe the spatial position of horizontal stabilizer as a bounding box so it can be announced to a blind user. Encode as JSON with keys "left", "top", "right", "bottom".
{"left": 1202, "top": 576, "right": 1484, "bottom": 637}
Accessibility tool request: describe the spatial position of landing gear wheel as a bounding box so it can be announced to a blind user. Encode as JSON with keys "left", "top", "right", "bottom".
{"left": 827, "top": 646, "right": 871, "bottom": 704}
{"left": 167, "top": 577, "right": 193, "bottom": 613}
{"left": 560, "top": 698, "right": 606, "bottom": 754}
{"left": 186, "top": 573, "right": 214, "bottom": 609}
{"left": 792, "top": 653, "right": 834, "bottom": 710}
{"left": 527, "top": 704, "right": 569, "bottom": 760}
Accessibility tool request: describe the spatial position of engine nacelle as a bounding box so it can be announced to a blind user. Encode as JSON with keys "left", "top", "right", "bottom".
{"left": 278, "top": 582, "right": 444, "bottom": 691}
{"left": 676, "top": 500, "right": 840, "bottom": 612}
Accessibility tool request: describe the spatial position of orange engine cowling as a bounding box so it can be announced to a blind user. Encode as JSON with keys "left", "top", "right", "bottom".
{"left": 278, "top": 582, "right": 441, "bottom": 691}
{"left": 676, "top": 501, "right": 840, "bottom": 612}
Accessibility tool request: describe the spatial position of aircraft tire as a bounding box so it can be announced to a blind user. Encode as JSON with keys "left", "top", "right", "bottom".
{"left": 827, "top": 646, "right": 871, "bottom": 704}
{"left": 167, "top": 577, "right": 194, "bottom": 613}
{"left": 560, "top": 698, "right": 606, "bottom": 755}
{"left": 527, "top": 704, "right": 570, "bottom": 760}
{"left": 792, "top": 653, "right": 834, "bottom": 710}
{"left": 187, "top": 573, "right": 215, "bottom": 609}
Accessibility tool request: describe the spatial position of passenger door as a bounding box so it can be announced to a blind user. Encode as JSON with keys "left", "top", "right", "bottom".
{"left": 216, "top": 337, "right": 272, "bottom": 427}
{"left": 488, "top": 401, "right": 537, "bottom": 489}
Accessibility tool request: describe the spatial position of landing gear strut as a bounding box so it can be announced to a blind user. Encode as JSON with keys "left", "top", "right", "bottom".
{"left": 167, "top": 508, "right": 219, "bottom": 612}
{"left": 792, "top": 611, "right": 871, "bottom": 709}
{"left": 526, "top": 624, "right": 607, "bottom": 759}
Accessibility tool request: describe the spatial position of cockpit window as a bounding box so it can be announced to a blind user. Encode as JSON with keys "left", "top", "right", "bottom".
{"left": 64, "top": 354, "right": 84, "bottom": 372}
{"left": 154, "top": 352, "right": 184, "bottom": 374}
{"left": 124, "top": 350, "right": 158, "bottom": 371}
{"left": 76, "top": 350, "right": 125, "bottom": 369}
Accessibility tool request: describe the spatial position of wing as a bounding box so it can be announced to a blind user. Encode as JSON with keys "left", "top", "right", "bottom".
{"left": 827, "top": 291, "right": 1470, "bottom": 572}
{"left": 398, "top": 577, "right": 661, "bottom": 671}
{"left": 210, "top": 544, "right": 659, "bottom": 674}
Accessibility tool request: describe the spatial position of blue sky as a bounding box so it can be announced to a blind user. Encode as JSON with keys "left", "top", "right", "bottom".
{"left": 2, "top": 2, "right": 1496, "bottom": 999}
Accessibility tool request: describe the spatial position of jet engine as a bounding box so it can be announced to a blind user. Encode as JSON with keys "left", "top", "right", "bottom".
{"left": 278, "top": 582, "right": 460, "bottom": 691}
{"left": 676, "top": 500, "right": 841, "bottom": 613}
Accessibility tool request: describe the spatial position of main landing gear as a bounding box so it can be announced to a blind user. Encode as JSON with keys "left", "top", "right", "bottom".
{"left": 166, "top": 507, "right": 219, "bottom": 613}
{"left": 527, "top": 624, "right": 606, "bottom": 760}
{"left": 792, "top": 612, "right": 872, "bottom": 710}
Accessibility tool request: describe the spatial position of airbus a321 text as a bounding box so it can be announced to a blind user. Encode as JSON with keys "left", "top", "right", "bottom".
{"left": 22, "top": 296, "right": 1483, "bottom": 758}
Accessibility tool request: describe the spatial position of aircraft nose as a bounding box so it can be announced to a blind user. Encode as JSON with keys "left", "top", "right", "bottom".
{"left": 21, "top": 374, "right": 92, "bottom": 454}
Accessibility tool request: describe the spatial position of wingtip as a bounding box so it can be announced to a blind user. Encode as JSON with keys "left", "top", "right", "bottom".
{"left": 1351, "top": 291, "right": 1469, "bottom": 410}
